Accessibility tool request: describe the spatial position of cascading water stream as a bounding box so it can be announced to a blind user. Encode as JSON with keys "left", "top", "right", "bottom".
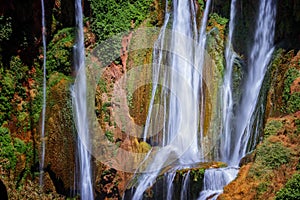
{"left": 200, "top": 0, "right": 277, "bottom": 199}
{"left": 39, "top": 0, "right": 47, "bottom": 187}
{"left": 198, "top": 167, "right": 239, "bottom": 200}
{"left": 180, "top": 170, "right": 190, "bottom": 200}
{"left": 220, "top": 0, "right": 238, "bottom": 164}
{"left": 199, "top": 1, "right": 239, "bottom": 197}
{"left": 131, "top": 0, "right": 212, "bottom": 199}
{"left": 72, "top": 0, "right": 94, "bottom": 199}
{"left": 232, "top": 0, "right": 277, "bottom": 162}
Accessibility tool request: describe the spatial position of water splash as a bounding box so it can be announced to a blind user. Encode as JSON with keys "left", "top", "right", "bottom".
{"left": 72, "top": 0, "right": 94, "bottom": 199}
{"left": 39, "top": 0, "right": 47, "bottom": 187}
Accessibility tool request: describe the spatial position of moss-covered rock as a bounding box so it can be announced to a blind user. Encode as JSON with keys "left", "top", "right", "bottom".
{"left": 41, "top": 72, "right": 76, "bottom": 195}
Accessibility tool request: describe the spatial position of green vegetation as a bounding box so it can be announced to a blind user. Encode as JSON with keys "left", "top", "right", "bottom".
{"left": 0, "top": 126, "right": 33, "bottom": 176}
{"left": 256, "top": 141, "right": 290, "bottom": 169}
{"left": 105, "top": 130, "right": 114, "bottom": 143}
{"left": 0, "top": 16, "right": 12, "bottom": 43}
{"left": 295, "top": 119, "right": 300, "bottom": 134}
{"left": 0, "top": 126, "right": 17, "bottom": 170}
{"left": 88, "top": 0, "right": 153, "bottom": 65}
{"left": 250, "top": 141, "right": 291, "bottom": 178}
{"left": 276, "top": 173, "right": 300, "bottom": 200}
{"left": 264, "top": 120, "right": 283, "bottom": 137}
{"left": 46, "top": 27, "right": 75, "bottom": 75}
{"left": 209, "top": 13, "right": 229, "bottom": 26}
{"left": 98, "top": 78, "right": 108, "bottom": 93}
{"left": 249, "top": 141, "right": 291, "bottom": 181}
{"left": 282, "top": 68, "right": 300, "bottom": 113}
{"left": 197, "top": 0, "right": 204, "bottom": 12}
{"left": 101, "top": 102, "right": 111, "bottom": 113}
{"left": 257, "top": 182, "right": 270, "bottom": 195}
{"left": 286, "top": 92, "right": 300, "bottom": 113}
{"left": 48, "top": 71, "right": 73, "bottom": 89}
{"left": 0, "top": 56, "right": 34, "bottom": 126}
{"left": 88, "top": 0, "right": 153, "bottom": 41}
{"left": 190, "top": 168, "right": 205, "bottom": 182}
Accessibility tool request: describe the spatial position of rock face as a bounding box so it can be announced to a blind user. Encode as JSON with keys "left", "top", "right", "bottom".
{"left": 42, "top": 73, "right": 76, "bottom": 195}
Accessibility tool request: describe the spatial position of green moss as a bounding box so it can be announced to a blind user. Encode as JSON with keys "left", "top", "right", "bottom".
{"left": 276, "top": 173, "right": 300, "bottom": 200}
{"left": 48, "top": 72, "right": 72, "bottom": 88}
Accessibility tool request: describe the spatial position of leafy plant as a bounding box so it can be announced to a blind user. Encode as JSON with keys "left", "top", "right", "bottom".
{"left": 0, "top": 126, "right": 17, "bottom": 170}
{"left": 209, "top": 13, "right": 229, "bottom": 26}
{"left": 276, "top": 173, "right": 300, "bottom": 200}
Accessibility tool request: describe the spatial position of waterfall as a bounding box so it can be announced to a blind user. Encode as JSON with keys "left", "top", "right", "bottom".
{"left": 232, "top": 0, "right": 277, "bottom": 162}
{"left": 72, "top": 0, "right": 94, "bottom": 199}
{"left": 130, "top": 0, "right": 212, "bottom": 199}
{"left": 180, "top": 170, "right": 190, "bottom": 200}
{"left": 198, "top": 167, "right": 239, "bottom": 200}
{"left": 39, "top": 0, "right": 47, "bottom": 187}
{"left": 221, "top": 0, "right": 277, "bottom": 167}
{"left": 220, "top": 0, "right": 238, "bottom": 165}
{"left": 201, "top": 0, "right": 277, "bottom": 199}
{"left": 221, "top": 0, "right": 277, "bottom": 166}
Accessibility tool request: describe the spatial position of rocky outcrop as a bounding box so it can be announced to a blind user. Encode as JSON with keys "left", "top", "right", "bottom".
{"left": 124, "top": 162, "right": 226, "bottom": 200}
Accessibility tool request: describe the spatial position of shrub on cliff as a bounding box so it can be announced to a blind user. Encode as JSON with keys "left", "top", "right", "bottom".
{"left": 276, "top": 173, "right": 300, "bottom": 200}
{"left": 46, "top": 28, "right": 75, "bottom": 76}
{"left": 88, "top": 0, "right": 153, "bottom": 41}
{"left": 283, "top": 68, "right": 300, "bottom": 113}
